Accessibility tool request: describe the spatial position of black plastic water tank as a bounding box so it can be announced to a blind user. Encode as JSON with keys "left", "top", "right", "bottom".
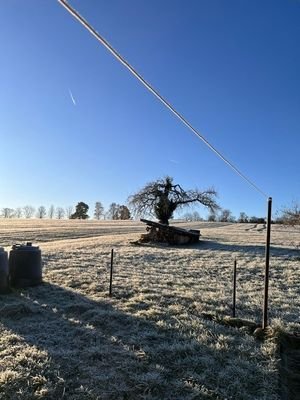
{"left": 9, "top": 243, "right": 42, "bottom": 288}
{"left": 0, "top": 247, "right": 9, "bottom": 293}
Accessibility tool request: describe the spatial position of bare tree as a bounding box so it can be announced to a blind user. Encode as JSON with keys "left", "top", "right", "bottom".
{"left": 48, "top": 205, "right": 55, "bottom": 219}
{"left": 15, "top": 207, "right": 23, "bottom": 218}
{"left": 56, "top": 207, "right": 65, "bottom": 220}
{"left": 192, "top": 211, "right": 202, "bottom": 221}
{"left": 1, "top": 208, "right": 15, "bottom": 218}
{"left": 128, "top": 176, "right": 219, "bottom": 225}
{"left": 105, "top": 203, "right": 130, "bottom": 220}
{"left": 23, "top": 205, "right": 35, "bottom": 219}
{"left": 207, "top": 212, "right": 217, "bottom": 222}
{"left": 207, "top": 211, "right": 218, "bottom": 222}
{"left": 107, "top": 203, "right": 119, "bottom": 220}
{"left": 65, "top": 206, "right": 74, "bottom": 219}
{"left": 238, "top": 212, "right": 248, "bottom": 223}
{"left": 219, "top": 209, "right": 235, "bottom": 223}
{"left": 182, "top": 211, "right": 202, "bottom": 221}
{"left": 182, "top": 212, "right": 193, "bottom": 221}
{"left": 94, "top": 202, "right": 104, "bottom": 220}
{"left": 278, "top": 202, "right": 300, "bottom": 225}
{"left": 37, "top": 206, "right": 47, "bottom": 219}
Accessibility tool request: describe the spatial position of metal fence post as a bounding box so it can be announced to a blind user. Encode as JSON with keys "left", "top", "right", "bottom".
{"left": 109, "top": 249, "right": 114, "bottom": 296}
{"left": 262, "top": 197, "right": 272, "bottom": 329}
{"left": 233, "top": 258, "right": 237, "bottom": 318}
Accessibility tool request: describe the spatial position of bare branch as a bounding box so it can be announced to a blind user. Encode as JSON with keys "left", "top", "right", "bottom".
{"left": 128, "top": 176, "right": 219, "bottom": 224}
{"left": 278, "top": 202, "right": 300, "bottom": 226}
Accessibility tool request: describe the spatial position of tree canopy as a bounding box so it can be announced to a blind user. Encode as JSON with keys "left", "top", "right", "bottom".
{"left": 107, "top": 203, "right": 131, "bottom": 220}
{"left": 70, "top": 202, "right": 89, "bottom": 219}
{"left": 128, "top": 176, "right": 219, "bottom": 225}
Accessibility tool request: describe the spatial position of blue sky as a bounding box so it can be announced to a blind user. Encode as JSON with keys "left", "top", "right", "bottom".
{"left": 1, "top": 0, "right": 299, "bottom": 218}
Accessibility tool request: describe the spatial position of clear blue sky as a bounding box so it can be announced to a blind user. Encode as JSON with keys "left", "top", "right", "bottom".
{"left": 1, "top": 0, "right": 299, "bottom": 218}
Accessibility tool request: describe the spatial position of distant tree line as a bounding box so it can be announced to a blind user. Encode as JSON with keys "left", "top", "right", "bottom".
{"left": 2, "top": 201, "right": 299, "bottom": 225}
{"left": 1, "top": 172, "right": 298, "bottom": 226}
{"left": 181, "top": 209, "right": 265, "bottom": 223}
{"left": 182, "top": 205, "right": 300, "bottom": 225}
{"left": 0, "top": 201, "right": 131, "bottom": 220}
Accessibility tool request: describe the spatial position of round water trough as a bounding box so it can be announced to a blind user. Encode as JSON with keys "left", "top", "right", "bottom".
{"left": 9, "top": 243, "right": 42, "bottom": 288}
{"left": 0, "top": 247, "right": 9, "bottom": 294}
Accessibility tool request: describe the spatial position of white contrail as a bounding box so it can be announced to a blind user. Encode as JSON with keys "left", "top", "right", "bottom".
{"left": 68, "top": 89, "right": 76, "bottom": 105}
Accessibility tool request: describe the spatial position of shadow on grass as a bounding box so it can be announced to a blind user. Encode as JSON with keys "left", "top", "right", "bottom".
{"left": 132, "top": 236, "right": 299, "bottom": 258}
{"left": 176, "top": 240, "right": 299, "bottom": 258}
{"left": 0, "top": 281, "right": 279, "bottom": 400}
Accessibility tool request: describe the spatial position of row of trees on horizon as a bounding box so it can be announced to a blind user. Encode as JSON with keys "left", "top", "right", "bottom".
{"left": 181, "top": 210, "right": 266, "bottom": 224}
{"left": 1, "top": 202, "right": 298, "bottom": 225}
{"left": 1, "top": 176, "right": 299, "bottom": 225}
{"left": 0, "top": 202, "right": 131, "bottom": 221}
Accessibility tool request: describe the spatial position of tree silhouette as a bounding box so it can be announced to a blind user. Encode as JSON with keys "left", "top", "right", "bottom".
{"left": 118, "top": 205, "right": 131, "bottom": 220}
{"left": 48, "top": 205, "right": 55, "bottom": 219}
{"left": 1, "top": 208, "right": 15, "bottom": 218}
{"left": 23, "top": 205, "right": 35, "bottom": 219}
{"left": 37, "top": 206, "right": 47, "bottom": 219}
{"left": 107, "top": 203, "right": 119, "bottom": 220}
{"left": 238, "top": 212, "right": 248, "bottom": 223}
{"left": 128, "top": 176, "right": 219, "bottom": 225}
{"left": 94, "top": 202, "right": 104, "bottom": 220}
{"left": 279, "top": 202, "right": 300, "bottom": 225}
{"left": 70, "top": 202, "right": 89, "bottom": 219}
{"left": 65, "top": 206, "right": 74, "bottom": 219}
{"left": 15, "top": 207, "right": 23, "bottom": 218}
{"left": 106, "top": 203, "right": 131, "bottom": 220}
{"left": 219, "top": 209, "right": 234, "bottom": 222}
{"left": 56, "top": 207, "right": 65, "bottom": 220}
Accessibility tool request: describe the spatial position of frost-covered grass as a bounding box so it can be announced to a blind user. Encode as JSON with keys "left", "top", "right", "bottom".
{"left": 0, "top": 220, "right": 299, "bottom": 399}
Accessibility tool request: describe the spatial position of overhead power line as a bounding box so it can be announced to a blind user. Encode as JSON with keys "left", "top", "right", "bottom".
{"left": 57, "top": 0, "right": 268, "bottom": 199}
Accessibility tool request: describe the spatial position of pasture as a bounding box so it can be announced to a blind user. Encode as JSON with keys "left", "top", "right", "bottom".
{"left": 0, "top": 219, "right": 299, "bottom": 399}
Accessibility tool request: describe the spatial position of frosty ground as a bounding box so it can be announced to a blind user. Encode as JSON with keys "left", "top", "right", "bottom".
{"left": 0, "top": 220, "right": 299, "bottom": 399}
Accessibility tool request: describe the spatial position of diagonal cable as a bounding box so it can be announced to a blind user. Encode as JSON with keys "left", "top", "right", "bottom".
{"left": 57, "top": 0, "right": 268, "bottom": 198}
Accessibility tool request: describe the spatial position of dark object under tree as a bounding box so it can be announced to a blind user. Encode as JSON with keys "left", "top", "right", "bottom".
{"left": 140, "top": 218, "right": 200, "bottom": 245}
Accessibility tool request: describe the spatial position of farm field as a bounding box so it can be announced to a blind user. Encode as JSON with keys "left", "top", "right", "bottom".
{"left": 0, "top": 220, "right": 299, "bottom": 399}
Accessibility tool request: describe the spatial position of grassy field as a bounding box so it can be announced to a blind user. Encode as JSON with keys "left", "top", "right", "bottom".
{"left": 0, "top": 220, "right": 299, "bottom": 399}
